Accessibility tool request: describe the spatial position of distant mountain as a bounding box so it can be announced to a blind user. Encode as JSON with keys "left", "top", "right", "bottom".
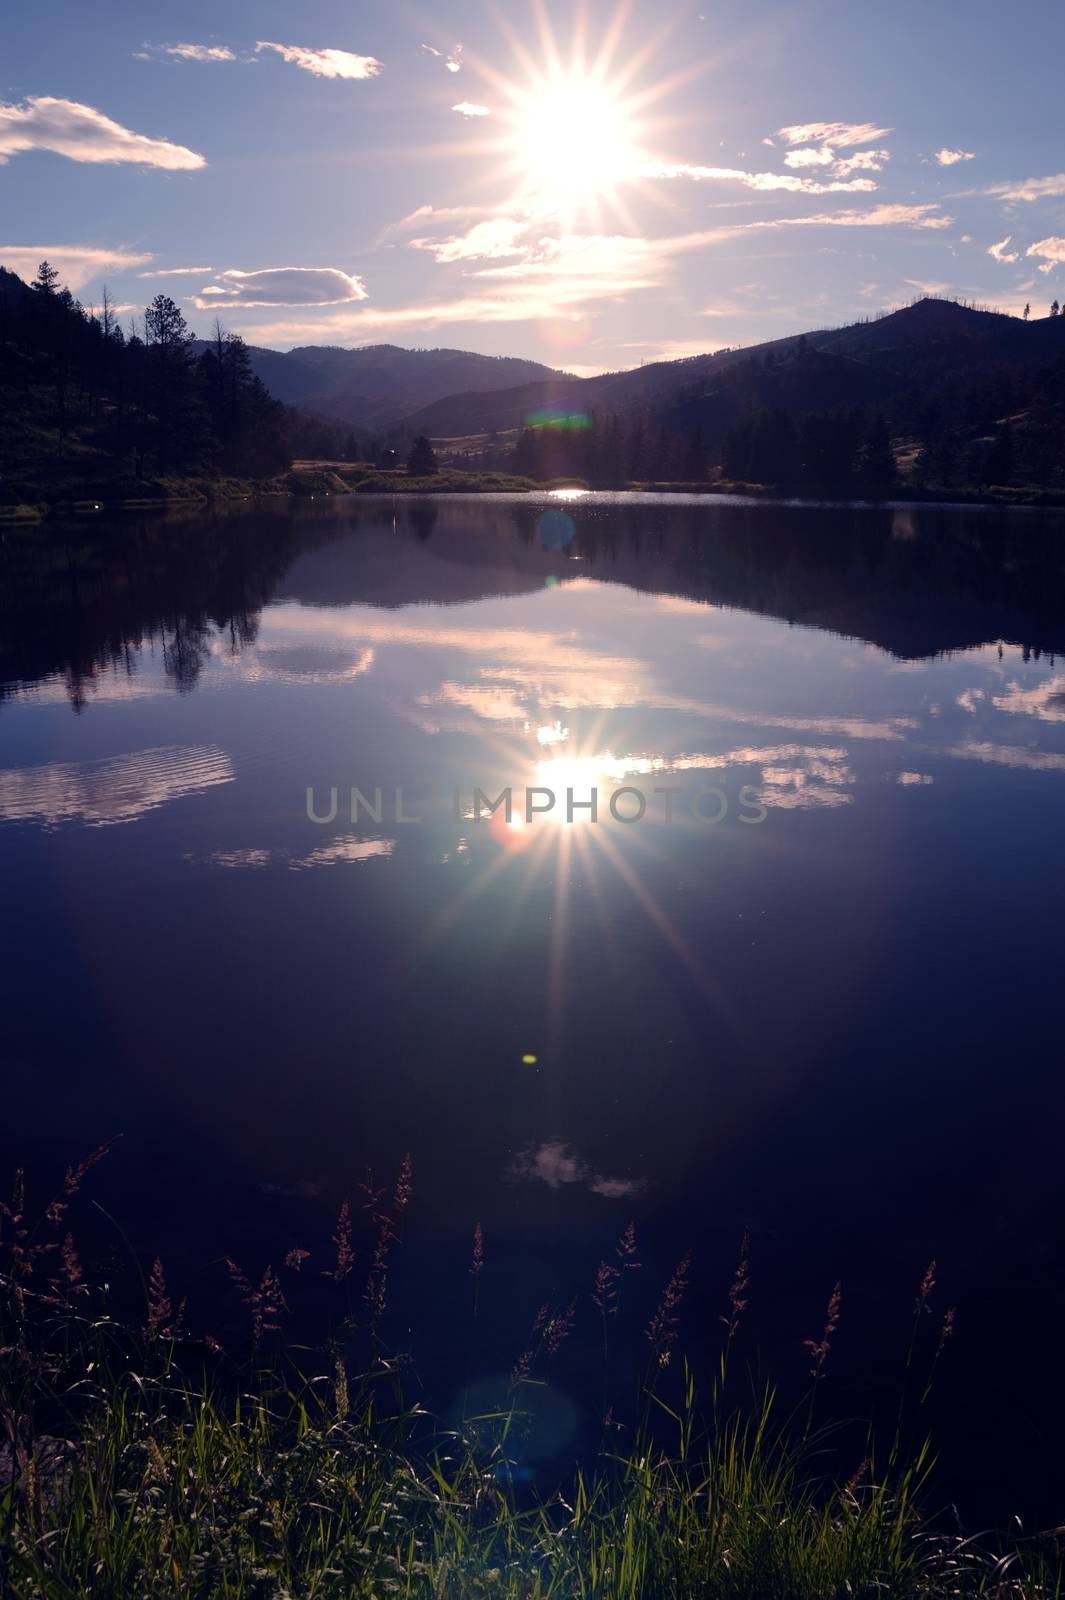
{"left": 221, "top": 342, "right": 572, "bottom": 434}
{"left": 399, "top": 299, "right": 1065, "bottom": 442}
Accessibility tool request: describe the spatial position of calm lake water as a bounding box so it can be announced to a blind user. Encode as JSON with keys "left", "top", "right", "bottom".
{"left": 3, "top": 492, "right": 1065, "bottom": 1519}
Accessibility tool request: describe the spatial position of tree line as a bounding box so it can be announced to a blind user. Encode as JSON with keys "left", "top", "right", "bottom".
{"left": 504, "top": 407, "right": 898, "bottom": 493}
{"left": 0, "top": 261, "right": 345, "bottom": 494}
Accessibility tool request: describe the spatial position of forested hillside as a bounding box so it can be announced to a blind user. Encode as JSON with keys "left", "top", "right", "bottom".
{"left": 0, "top": 263, "right": 328, "bottom": 507}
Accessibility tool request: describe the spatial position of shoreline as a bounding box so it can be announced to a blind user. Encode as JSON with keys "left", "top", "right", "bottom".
{"left": 5, "top": 473, "right": 1065, "bottom": 524}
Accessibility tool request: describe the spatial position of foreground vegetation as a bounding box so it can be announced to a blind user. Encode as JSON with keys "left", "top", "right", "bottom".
{"left": 2, "top": 1151, "right": 1062, "bottom": 1598}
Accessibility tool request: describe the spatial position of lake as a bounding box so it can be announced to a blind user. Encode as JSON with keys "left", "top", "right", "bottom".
{"left": 3, "top": 491, "right": 1065, "bottom": 1521}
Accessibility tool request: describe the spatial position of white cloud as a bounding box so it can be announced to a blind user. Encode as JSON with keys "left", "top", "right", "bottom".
{"left": 636, "top": 160, "right": 877, "bottom": 194}
{"left": 834, "top": 149, "right": 890, "bottom": 175}
{"left": 452, "top": 101, "right": 489, "bottom": 118}
{"left": 784, "top": 146, "right": 836, "bottom": 168}
{"left": 0, "top": 96, "right": 204, "bottom": 169}
{"left": 784, "top": 145, "right": 890, "bottom": 179}
{"left": 191, "top": 266, "right": 368, "bottom": 309}
{"left": 254, "top": 41, "right": 382, "bottom": 80}
{"left": 935, "top": 147, "right": 974, "bottom": 166}
{"left": 985, "top": 174, "right": 1065, "bottom": 202}
{"left": 777, "top": 120, "right": 892, "bottom": 148}
{"left": 1026, "top": 237, "right": 1065, "bottom": 272}
{"left": 0, "top": 245, "right": 153, "bottom": 291}
{"left": 987, "top": 235, "right": 1020, "bottom": 263}
{"left": 158, "top": 43, "right": 235, "bottom": 63}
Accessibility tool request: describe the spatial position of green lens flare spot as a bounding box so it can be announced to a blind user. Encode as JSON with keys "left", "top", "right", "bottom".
{"left": 521, "top": 1053, "right": 538, "bottom": 1065}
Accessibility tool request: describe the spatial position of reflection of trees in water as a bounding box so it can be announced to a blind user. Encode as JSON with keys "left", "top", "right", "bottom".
{"left": 2, "top": 498, "right": 1064, "bottom": 711}
{"left": 405, "top": 500, "right": 439, "bottom": 543}
{"left": 0, "top": 504, "right": 332, "bottom": 709}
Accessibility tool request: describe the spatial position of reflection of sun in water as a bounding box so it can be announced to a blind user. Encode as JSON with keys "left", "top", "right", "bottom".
{"left": 410, "top": 718, "right": 742, "bottom": 1064}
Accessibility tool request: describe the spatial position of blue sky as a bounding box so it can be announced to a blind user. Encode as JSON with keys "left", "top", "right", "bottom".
{"left": 4, "top": 0, "right": 1065, "bottom": 371}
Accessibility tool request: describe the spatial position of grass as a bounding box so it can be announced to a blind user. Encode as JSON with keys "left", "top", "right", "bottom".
{"left": 2, "top": 1152, "right": 1062, "bottom": 1599}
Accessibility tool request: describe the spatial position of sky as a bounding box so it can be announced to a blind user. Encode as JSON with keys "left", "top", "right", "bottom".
{"left": 4, "top": 0, "right": 1065, "bottom": 373}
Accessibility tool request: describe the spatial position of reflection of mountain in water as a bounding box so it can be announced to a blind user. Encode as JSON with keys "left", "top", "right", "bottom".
{"left": 279, "top": 498, "right": 1065, "bottom": 660}
{"left": 3, "top": 496, "right": 1064, "bottom": 709}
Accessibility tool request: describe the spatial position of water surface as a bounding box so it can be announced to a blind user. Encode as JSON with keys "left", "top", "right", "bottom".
{"left": 3, "top": 493, "right": 1065, "bottom": 1516}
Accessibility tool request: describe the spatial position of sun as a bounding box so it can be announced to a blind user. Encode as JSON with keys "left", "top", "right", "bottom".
{"left": 507, "top": 68, "right": 639, "bottom": 213}
{"left": 454, "top": 6, "right": 692, "bottom": 231}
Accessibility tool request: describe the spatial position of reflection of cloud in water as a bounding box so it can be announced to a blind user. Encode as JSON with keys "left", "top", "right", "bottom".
{"left": 948, "top": 741, "right": 1065, "bottom": 774}
{"left": 0, "top": 745, "right": 233, "bottom": 828}
{"left": 263, "top": 604, "right": 917, "bottom": 742}
{"left": 215, "top": 641, "right": 376, "bottom": 685}
{"left": 757, "top": 748, "right": 855, "bottom": 809}
{"left": 897, "top": 771, "right": 934, "bottom": 786}
{"left": 292, "top": 836, "right": 394, "bottom": 870}
{"left": 192, "top": 836, "right": 394, "bottom": 870}
{"left": 992, "top": 676, "right": 1065, "bottom": 725}
{"left": 529, "top": 743, "right": 856, "bottom": 811}
{"left": 204, "top": 848, "right": 272, "bottom": 869}
{"left": 507, "top": 1140, "right": 645, "bottom": 1199}
{"left": 414, "top": 675, "right": 915, "bottom": 743}
{"left": 957, "top": 688, "right": 987, "bottom": 714}
{"left": 10, "top": 672, "right": 164, "bottom": 706}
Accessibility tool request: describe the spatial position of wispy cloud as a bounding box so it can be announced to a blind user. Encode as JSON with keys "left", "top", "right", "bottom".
{"left": 777, "top": 120, "right": 892, "bottom": 148}
{"left": 935, "top": 147, "right": 974, "bottom": 166}
{"left": 154, "top": 42, "right": 235, "bottom": 63}
{"left": 987, "top": 235, "right": 1020, "bottom": 263}
{"left": 0, "top": 245, "right": 153, "bottom": 291}
{"left": 421, "top": 42, "right": 462, "bottom": 73}
{"left": 254, "top": 42, "right": 382, "bottom": 80}
{"left": 191, "top": 266, "right": 368, "bottom": 310}
{"left": 412, "top": 216, "right": 531, "bottom": 262}
{"left": 452, "top": 101, "right": 490, "bottom": 118}
{"left": 636, "top": 161, "right": 877, "bottom": 194}
{"left": 777, "top": 202, "right": 951, "bottom": 229}
{"left": 0, "top": 96, "right": 204, "bottom": 169}
{"left": 984, "top": 173, "right": 1065, "bottom": 202}
{"left": 138, "top": 265, "right": 214, "bottom": 277}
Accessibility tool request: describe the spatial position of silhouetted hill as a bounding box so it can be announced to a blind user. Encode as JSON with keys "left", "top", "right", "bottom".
{"left": 218, "top": 342, "right": 572, "bottom": 433}
{"left": 400, "top": 300, "right": 1065, "bottom": 441}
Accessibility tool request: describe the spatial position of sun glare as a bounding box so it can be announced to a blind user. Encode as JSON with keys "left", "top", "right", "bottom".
{"left": 510, "top": 71, "right": 638, "bottom": 208}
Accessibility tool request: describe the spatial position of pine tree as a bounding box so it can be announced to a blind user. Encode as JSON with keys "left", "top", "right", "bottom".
{"left": 406, "top": 434, "right": 437, "bottom": 476}
{"left": 32, "top": 260, "right": 60, "bottom": 295}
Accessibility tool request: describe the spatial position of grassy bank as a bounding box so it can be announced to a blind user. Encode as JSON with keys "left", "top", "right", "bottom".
{"left": 2, "top": 1153, "right": 1061, "bottom": 1598}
